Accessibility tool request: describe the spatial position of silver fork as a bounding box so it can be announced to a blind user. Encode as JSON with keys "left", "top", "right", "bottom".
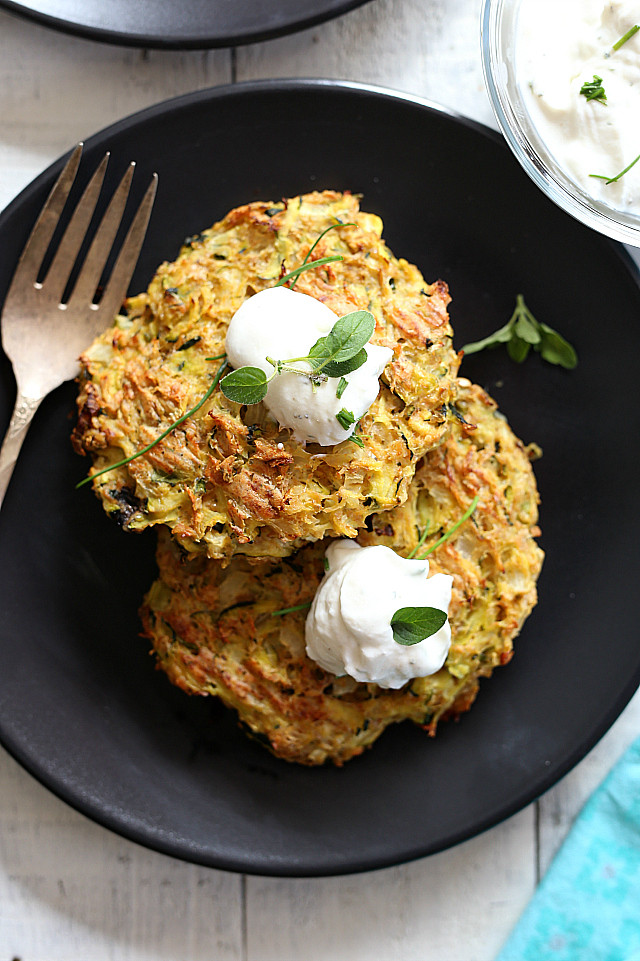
{"left": 0, "top": 143, "right": 157, "bottom": 509}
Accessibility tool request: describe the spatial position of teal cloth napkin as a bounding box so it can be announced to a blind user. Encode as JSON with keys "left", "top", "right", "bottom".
{"left": 496, "top": 735, "right": 640, "bottom": 961}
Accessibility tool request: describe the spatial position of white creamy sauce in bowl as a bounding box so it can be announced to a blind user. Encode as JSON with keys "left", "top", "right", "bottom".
{"left": 516, "top": 0, "right": 640, "bottom": 212}
{"left": 305, "top": 540, "right": 453, "bottom": 689}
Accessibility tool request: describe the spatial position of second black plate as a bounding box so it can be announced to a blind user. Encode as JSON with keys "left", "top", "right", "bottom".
{"left": 1, "top": 81, "right": 639, "bottom": 877}
{"left": 0, "top": 0, "right": 371, "bottom": 48}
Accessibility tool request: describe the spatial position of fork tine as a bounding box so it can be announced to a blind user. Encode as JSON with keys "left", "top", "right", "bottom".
{"left": 44, "top": 152, "right": 110, "bottom": 304}
{"left": 68, "top": 162, "right": 135, "bottom": 309}
{"left": 8, "top": 143, "right": 83, "bottom": 291}
{"left": 96, "top": 173, "right": 158, "bottom": 323}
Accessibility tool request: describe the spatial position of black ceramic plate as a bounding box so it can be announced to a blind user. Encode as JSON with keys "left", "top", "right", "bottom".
{"left": 1, "top": 81, "right": 639, "bottom": 878}
{"left": 0, "top": 0, "right": 371, "bottom": 48}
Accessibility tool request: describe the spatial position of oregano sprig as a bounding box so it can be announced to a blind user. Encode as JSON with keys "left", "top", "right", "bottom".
{"left": 220, "top": 309, "right": 375, "bottom": 406}
{"left": 461, "top": 295, "right": 577, "bottom": 369}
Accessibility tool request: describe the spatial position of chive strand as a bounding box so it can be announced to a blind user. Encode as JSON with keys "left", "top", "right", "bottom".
{"left": 589, "top": 152, "right": 640, "bottom": 184}
{"left": 416, "top": 495, "right": 480, "bottom": 559}
{"left": 407, "top": 522, "right": 431, "bottom": 559}
{"left": 270, "top": 601, "right": 313, "bottom": 617}
{"left": 613, "top": 24, "right": 639, "bottom": 50}
{"left": 76, "top": 356, "right": 229, "bottom": 489}
{"left": 289, "top": 221, "right": 355, "bottom": 290}
{"left": 274, "top": 255, "right": 344, "bottom": 288}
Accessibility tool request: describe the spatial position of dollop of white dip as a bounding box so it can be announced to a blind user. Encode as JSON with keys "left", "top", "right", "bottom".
{"left": 305, "top": 540, "right": 453, "bottom": 689}
{"left": 225, "top": 286, "right": 392, "bottom": 446}
{"left": 517, "top": 0, "right": 640, "bottom": 211}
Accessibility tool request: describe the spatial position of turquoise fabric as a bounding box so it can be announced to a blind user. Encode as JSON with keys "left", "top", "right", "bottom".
{"left": 496, "top": 736, "right": 640, "bottom": 961}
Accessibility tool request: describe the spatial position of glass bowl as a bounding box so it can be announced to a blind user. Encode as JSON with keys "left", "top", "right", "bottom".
{"left": 481, "top": 0, "right": 640, "bottom": 247}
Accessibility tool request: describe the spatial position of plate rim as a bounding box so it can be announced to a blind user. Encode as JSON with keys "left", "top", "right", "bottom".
{"left": 0, "top": 0, "right": 373, "bottom": 49}
{"left": 1, "top": 78, "right": 640, "bottom": 877}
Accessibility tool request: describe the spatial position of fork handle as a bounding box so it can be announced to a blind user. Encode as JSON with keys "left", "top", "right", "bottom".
{"left": 0, "top": 393, "right": 42, "bottom": 510}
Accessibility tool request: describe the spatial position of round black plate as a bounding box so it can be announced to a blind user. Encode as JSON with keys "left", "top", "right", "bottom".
{"left": 1, "top": 81, "right": 639, "bottom": 877}
{"left": 0, "top": 0, "right": 371, "bottom": 48}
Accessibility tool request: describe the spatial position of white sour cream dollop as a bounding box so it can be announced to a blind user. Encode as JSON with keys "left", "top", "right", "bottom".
{"left": 517, "top": 0, "right": 640, "bottom": 211}
{"left": 224, "top": 286, "right": 392, "bottom": 446}
{"left": 305, "top": 540, "right": 453, "bottom": 689}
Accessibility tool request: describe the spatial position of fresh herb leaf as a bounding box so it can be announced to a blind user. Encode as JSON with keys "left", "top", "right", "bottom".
{"left": 589, "top": 152, "right": 640, "bottom": 185}
{"left": 320, "top": 347, "right": 368, "bottom": 379}
{"left": 580, "top": 75, "right": 607, "bottom": 104}
{"left": 507, "top": 335, "right": 531, "bottom": 363}
{"left": 416, "top": 494, "right": 480, "bottom": 559}
{"left": 336, "top": 376, "right": 348, "bottom": 399}
{"left": 513, "top": 312, "right": 541, "bottom": 345}
{"left": 323, "top": 557, "right": 330, "bottom": 572}
{"left": 461, "top": 295, "right": 577, "bottom": 369}
{"left": 308, "top": 310, "right": 375, "bottom": 373}
{"left": 350, "top": 433, "right": 365, "bottom": 448}
{"left": 538, "top": 323, "right": 578, "bottom": 369}
{"left": 391, "top": 607, "right": 448, "bottom": 646}
{"left": 613, "top": 24, "right": 639, "bottom": 50}
{"left": 77, "top": 357, "right": 229, "bottom": 489}
{"left": 336, "top": 407, "right": 356, "bottom": 431}
{"left": 220, "top": 366, "right": 269, "bottom": 405}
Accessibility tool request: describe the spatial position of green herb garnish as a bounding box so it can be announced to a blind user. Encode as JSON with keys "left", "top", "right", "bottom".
{"left": 336, "top": 407, "right": 356, "bottom": 431}
{"left": 461, "top": 295, "right": 577, "bottom": 369}
{"left": 579, "top": 75, "right": 607, "bottom": 104}
{"left": 613, "top": 23, "right": 639, "bottom": 50}
{"left": 390, "top": 607, "right": 448, "bottom": 646}
{"left": 336, "top": 376, "right": 348, "bottom": 399}
{"left": 76, "top": 356, "right": 229, "bottom": 488}
{"left": 270, "top": 602, "right": 314, "bottom": 617}
{"left": 589, "top": 152, "right": 640, "bottom": 185}
{"left": 220, "top": 309, "right": 375, "bottom": 406}
{"left": 285, "top": 221, "right": 355, "bottom": 290}
{"left": 406, "top": 523, "right": 430, "bottom": 559}
{"left": 415, "top": 495, "right": 480, "bottom": 559}
{"left": 274, "top": 255, "right": 344, "bottom": 289}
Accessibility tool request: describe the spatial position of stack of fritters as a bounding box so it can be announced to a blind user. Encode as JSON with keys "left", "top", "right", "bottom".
{"left": 140, "top": 381, "right": 543, "bottom": 765}
{"left": 72, "top": 191, "right": 459, "bottom": 561}
{"left": 73, "top": 191, "right": 543, "bottom": 765}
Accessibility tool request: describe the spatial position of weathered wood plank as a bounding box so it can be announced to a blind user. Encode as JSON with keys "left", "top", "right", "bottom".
{"left": 236, "top": 0, "right": 496, "bottom": 129}
{"left": 537, "top": 687, "right": 640, "bottom": 878}
{"left": 245, "top": 807, "right": 536, "bottom": 961}
{"left": 0, "top": 750, "right": 243, "bottom": 961}
{"left": 0, "top": 9, "right": 231, "bottom": 210}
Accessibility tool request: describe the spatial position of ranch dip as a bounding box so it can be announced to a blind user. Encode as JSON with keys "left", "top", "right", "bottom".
{"left": 516, "top": 0, "right": 640, "bottom": 211}
{"left": 305, "top": 540, "right": 453, "bottom": 689}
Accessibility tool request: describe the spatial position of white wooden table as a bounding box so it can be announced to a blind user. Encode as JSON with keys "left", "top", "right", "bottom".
{"left": 1, "top": 2, "right": 639, "bottom": 958}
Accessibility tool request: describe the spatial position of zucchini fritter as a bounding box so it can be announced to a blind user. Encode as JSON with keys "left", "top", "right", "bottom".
{"left": 72, "top": 191, "right": 459, "bottom": 561}
{"left": 140, "top": 381, "right": 544, "bottom": 766}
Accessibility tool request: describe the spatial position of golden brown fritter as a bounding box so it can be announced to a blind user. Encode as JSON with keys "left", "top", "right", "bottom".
{"left": 140, "top": 381, "right": 544, "bottom": 766}
{"left": 72, "top": 191, "right": 458, "bottom": 562}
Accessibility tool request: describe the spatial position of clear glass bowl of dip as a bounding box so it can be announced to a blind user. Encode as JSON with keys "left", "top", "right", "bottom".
{"left": 481, "top": 0, "right": 640, "bottom": 247}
